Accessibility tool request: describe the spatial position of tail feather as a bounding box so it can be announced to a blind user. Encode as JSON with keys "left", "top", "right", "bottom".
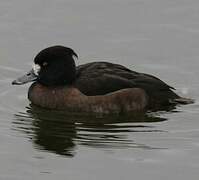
{"left": 171, "top": 97, "right": 194, "bottom": 105}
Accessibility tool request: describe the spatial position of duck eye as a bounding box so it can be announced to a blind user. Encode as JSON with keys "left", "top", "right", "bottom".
{"left": 42, "top": 62, "right": 48, "bottom": 66}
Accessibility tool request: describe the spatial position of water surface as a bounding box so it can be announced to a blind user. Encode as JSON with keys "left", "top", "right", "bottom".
{"left": 0, "top": 0, "right": 199, "bottom": 179}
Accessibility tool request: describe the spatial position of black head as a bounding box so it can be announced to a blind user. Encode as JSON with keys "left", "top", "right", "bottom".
{"left": 34, "top": 46, "right": 78, "bottom": 86}
{"left": 12, "top": 46, "right": 78, "bottom": 86}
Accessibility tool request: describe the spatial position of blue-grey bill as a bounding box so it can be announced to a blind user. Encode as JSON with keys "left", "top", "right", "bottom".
{"left": 12, "top": 69, "right": 38, "bottom": 85}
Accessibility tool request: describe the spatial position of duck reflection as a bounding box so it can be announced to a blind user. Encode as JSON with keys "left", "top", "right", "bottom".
{"left": 13, "top": 105, "right": 169, "bottom": 157}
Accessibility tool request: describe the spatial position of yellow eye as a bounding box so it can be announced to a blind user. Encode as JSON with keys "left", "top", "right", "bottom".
{"left": 43, "top": 62, "right": 48, "bottom": 66}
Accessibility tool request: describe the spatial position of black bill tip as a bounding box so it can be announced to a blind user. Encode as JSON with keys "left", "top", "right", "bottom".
{"left": 12, "top": 79, "right": 25, "bottom": 85}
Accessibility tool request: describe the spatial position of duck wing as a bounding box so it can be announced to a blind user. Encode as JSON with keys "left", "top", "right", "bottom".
{"left": 74, "top": 62, "right": 177, "bottom": 99}
{"left": 75, "top": 62, "right": 136, "bottom": 95}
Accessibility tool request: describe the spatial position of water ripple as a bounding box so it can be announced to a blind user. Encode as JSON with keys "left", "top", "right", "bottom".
{"left": 12, "top": 106, "right": 167, "bottom": 156}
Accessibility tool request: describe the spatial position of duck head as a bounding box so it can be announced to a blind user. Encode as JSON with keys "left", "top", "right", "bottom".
{"left": 12, "top": 46, "right": 78, "bottom": 86}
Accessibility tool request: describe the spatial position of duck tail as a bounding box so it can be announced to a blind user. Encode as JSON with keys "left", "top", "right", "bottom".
{"left": 171, "top": 97, "right": 194, "bottom": 105}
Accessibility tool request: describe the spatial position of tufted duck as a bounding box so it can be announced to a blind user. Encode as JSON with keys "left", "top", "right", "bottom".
{"left": 12, "top": 46, "right": 193, "bottom": 114}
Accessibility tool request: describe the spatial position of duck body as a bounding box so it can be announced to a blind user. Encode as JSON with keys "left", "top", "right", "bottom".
{"left": 28, "top": 83, "right": 148, "bottom": 114}
{"left": 12, "top": 46, "right": 193, "bottom": 114}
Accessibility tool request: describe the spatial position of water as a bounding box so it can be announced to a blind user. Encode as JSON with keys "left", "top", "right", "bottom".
{"left": 0, "top": 0, "right": 199, "bottom": 179}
